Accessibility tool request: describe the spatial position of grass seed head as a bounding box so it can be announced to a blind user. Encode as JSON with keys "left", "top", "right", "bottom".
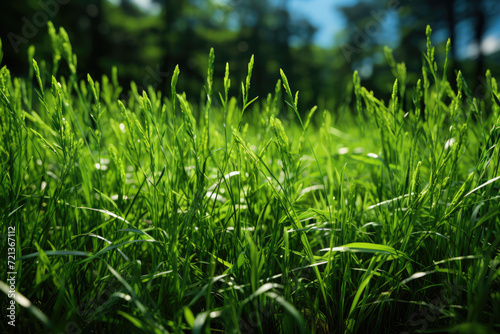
{"left": 270, "top": 116, "right": 289, "bottom": 153}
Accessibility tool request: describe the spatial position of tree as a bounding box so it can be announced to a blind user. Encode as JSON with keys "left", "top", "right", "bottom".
{"left": 339, "top": 0, "right": 500, "bottom": 96}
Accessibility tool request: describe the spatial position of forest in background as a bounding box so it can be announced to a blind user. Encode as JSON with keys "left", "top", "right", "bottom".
{"left": 1, "top": 0, "right": 500, "bottom": 113}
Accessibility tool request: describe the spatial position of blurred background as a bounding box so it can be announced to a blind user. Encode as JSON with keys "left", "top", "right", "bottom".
{"left": 1, "top": 0, "right": 500, "bottom": 112}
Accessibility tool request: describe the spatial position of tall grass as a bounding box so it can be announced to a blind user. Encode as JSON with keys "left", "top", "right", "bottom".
{"left": 1, "top": 24, "right": 499, "bottom": 334}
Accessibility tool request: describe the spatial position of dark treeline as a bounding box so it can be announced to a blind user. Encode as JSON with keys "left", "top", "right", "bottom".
{"left": 1, "top": 0, "right": 499, "bottom": 115}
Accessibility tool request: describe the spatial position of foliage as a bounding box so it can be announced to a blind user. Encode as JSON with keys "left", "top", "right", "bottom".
{"left": 0, "top": 25, "right": 499, "bottom": 334}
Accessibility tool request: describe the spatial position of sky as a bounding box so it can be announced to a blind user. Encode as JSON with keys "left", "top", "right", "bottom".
{"left": 129, "top": 0, "right": 500, "bottom": 57}
{"left": 287, "top": 0, "right": 358, "bottom": 47}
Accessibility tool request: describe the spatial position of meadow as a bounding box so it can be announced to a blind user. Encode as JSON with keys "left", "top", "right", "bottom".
{"left": 1, "top": 24, "right": 499, "bottom": 333}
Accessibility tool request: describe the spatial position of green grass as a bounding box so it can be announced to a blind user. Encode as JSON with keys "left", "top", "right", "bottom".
{"left": 1, "top": 24, "right": 499, "bottom": 334}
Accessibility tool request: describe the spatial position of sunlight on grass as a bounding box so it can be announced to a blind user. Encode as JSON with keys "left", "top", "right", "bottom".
{"left": 0, "top": 24, "right": 499, "bottom": 333}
